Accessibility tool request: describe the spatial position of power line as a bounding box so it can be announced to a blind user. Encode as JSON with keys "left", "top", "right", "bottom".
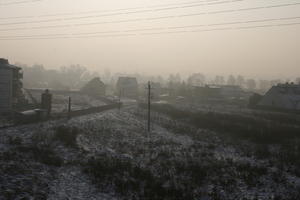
{"left": 0, "top": 0, "right": 224, "bottom": 20}
{"left": 0, "top": 0, "right": 244, "bottom": 26}
{"left": 0, "top": 2, "right": 298, "bottom": 32}
{"left": 0, "top": 16, "right": 299, "bottom": 38}
{"left": 0, "top": 19, "right": 299, "bottom": 40}
{"left": 142, "top": 21, "right": 300, "bottom": 35}
{"left": 0, "top": 0, "right": 44, "bottom": 6}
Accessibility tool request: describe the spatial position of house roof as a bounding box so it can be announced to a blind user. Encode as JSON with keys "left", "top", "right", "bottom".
{"left": 0, "top": 58, "right": 21, "bottom": 70}
{"left": 258, "top": 83, "right": 300, "bottom": 110}
{"left": 81, "top": 77, "right": 105, "bottom": 91}
{"left": 117, "top": 77, "right": 138, "bottom": 86}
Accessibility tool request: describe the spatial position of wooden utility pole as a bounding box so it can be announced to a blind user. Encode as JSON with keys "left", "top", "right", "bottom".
{"left": 68, "top": 96, "right": 72, "bottom": 119}
{"left": 147, "top": 81, "right": 151, "bottom": 132}
{"left": 119, "top": 88, "right": 122, "bottom": 112}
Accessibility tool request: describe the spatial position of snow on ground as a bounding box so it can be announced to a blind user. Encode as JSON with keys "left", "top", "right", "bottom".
{"left": 1, "top": 105, "right": 300, "bottom": 199}
{"left": 48, "top": 166, "right": 117, "bottom": 200}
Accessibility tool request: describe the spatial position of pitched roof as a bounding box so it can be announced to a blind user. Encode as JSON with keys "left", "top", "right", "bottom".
{"left": 0, "top": 58, "right": 20, "bottom": 70}
{"left": 117, "top": 77, "right": 138, "bottom": 86}
{"left": 81, "top": 77, "right": 105, "bottom": 90}
{"left": 258, "top": 83, "right": 300, "bottom": 110}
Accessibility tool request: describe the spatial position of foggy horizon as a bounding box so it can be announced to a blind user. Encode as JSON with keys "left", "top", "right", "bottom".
{"left": 1, "top": 1, "right": 300, "bottom": 199}
{"left": 1, "top": 0, "right": 299, "bottom": 80}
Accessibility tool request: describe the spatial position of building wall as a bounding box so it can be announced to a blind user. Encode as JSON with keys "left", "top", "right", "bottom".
{"left": 258, "top": 85, "right": 300, "bottom": 111}
{"left": 0, "top": 68, "right": 13, "bottom": 113}
{"left": 116, "top": 77, "right": 138, "bottom": 99}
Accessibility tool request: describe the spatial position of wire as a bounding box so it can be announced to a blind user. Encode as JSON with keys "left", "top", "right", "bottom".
{"left": 0, "top": 17, "right": 299, "bottom": 40}
{"left": 0, "top": 2, "right": 299, "bottom": 32}
{"left": 141, "top": 22, "right": 300, "bottom": 35}
{"left": 0, "top": 0, "right": 243, "bottom": 26}
{"left": 0, "top": 0, "right": 224, "bottom": 20}
{"left": 0, "top": 0, "right": 44, "bottom": 6}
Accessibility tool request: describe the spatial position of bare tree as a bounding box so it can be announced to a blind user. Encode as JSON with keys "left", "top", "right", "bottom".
{"left": 214, "top": 75, "right": 225, "bottom": 85}
{"left": 246, "top": 79, "right": 257, "bottom": 90}
{"left": 236, "top": 75, "right": 245, "bottom": 88}
{"left": 227, "top": 75, "right": 236, "bottom": 86}
{"left": 187, "top": 73, "right": 206, "bottom": 86}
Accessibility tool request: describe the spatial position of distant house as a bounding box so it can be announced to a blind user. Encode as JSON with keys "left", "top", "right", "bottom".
{"left": 258, "top": 83, "right": 300, "bottom": 112}
{"left": 116, "top": 77, "right": 138, "bottom": 99}
{"left": 220, "top": 85, "right": 245, "bottom": 99}
{"left": 0, "top": 58, "right": 25, "bottom": 114}
{"left": 150, "top": 82, "right": 162, "bottom": 99}
{"left": 81, "top": 77, "right": 106, "bottom": 97}
{"left": 194, "top": 85, "right": 222, "bottom": 100}
{"left": 193, "top": 85, "right": 245, "bottom": 101}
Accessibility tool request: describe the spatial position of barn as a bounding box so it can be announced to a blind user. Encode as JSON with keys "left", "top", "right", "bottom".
{"left": 258, "top": 83, "right": 300, "bottom": 112}
{"left": 81, "top": 77, "right": 106, "bottom": 98}
{"left": 116, "top": 77, "right": 138, "bottom": 99}
{"left": 0, "top": 58, "right": 24, "bottom": 114}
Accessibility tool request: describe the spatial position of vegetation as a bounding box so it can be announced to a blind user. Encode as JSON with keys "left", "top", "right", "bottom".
{"left": 140, "top": 103, "right": 300, "bottom": 144}
{"left": 54, "top": 125, "right": 79, "bottom": 148}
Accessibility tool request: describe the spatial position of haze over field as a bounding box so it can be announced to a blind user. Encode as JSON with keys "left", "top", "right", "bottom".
{"left": 0, "top": 0, "right": 300, "bottom": 79}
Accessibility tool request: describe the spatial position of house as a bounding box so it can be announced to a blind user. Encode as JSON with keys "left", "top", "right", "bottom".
{"left": 194, "top": 84, "right": 246, "bottom": 101}
{"left": 149, "top": 82, "right": 162, "bottom": 99}
{"left": 81, "top": 77, "right": 106, "bottom": 97}
{"left": 116, "top": 77, "right": 138, "bottom": 99}
{"left": 257, "top": 83, "right": 300, "bottom": 112}
{"left": 219, "top": 85, "right": 245, "bottom": 99}
{"left": 194, "top": 85, "right": 222, "bottom": 100}
{"left": 0, "top": 58, "right": 25, "bottom": 114}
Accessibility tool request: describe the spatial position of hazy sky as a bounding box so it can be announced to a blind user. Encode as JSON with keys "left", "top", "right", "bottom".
{"left": 0, "top": 0, "right": 299, "bottom": 79}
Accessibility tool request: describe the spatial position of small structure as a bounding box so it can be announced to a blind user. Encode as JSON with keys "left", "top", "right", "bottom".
{"left": 194, "top": 85, "right": 222, "bottom": 100}
{"left": 81, "top": 77, "right": 106, "bottom": 98}
{"left": 0, "top": 58, "right": 25, "bottom": 114}
{"left": 220, "top": 85, "right": 244, "bottom": 99}
{"left": 194, "top": 85, "right": 245, "bottom": 101}
{"left": 150, "top": 82, "right": 163, "bottom": 99}
{"left": 41, "top": 89, "right": 52, "bottom": 117}
{"left": 15, "top": 109, "right": 47, "bottom": 124}
{"left": 258, "top": 83, "right": 300, "bottom": 112}
{"left": 116, "top": 77, "right": 138, "bottom": 99}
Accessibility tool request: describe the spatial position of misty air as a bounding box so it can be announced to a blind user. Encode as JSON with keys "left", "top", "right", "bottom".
{"left": 0, "top": 0, "right": 300, "bottom": 199}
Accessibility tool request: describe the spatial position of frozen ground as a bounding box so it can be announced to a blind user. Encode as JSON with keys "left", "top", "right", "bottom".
{"left": 28, "top": 91, "right": 107, "bottom": 113}
{"left": 0, "top": 105, "right": 300, "bottom": 199}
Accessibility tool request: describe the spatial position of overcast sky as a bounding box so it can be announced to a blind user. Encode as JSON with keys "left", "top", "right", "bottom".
{"left": 0, "top": 0, "right": 299, "bottom": 79}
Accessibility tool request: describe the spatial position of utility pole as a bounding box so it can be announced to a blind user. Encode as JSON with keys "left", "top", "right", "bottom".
{"left": 68, "top": 96, "right": 72, "bottom": 119}
{"left": 119, "top": 88, "right": 122, "bottom": 112}
{"left": 147, "top": 81, "right": 151, "bottom": 132}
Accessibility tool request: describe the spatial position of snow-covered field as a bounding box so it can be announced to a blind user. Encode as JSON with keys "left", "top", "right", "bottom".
{"left": 0, "top": 105, "right": 300, "bottom": 199}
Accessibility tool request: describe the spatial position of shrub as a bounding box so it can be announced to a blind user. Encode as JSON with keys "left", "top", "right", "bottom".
{"left": 8, "top": 136, "right": 23, "bottom": 145}
{"left": 54, "top": 125, "right": 79, "bottom": 148}
{"left": 17, "top": 145, "right": 62, "bottom": 167}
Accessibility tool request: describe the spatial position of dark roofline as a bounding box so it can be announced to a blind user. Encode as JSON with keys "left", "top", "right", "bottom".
{"left": 0, "top": 58, "right": 21, "bottom": 70}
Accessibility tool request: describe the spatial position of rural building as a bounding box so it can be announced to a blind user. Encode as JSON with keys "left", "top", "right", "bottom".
{"left": 193, "top": 85, "right": 245, "bottom": 101}
{"left": 194, "top": 85, "right": 222, "bottom": 101}
{"left": 0, "top": 58, "right": 25, "bottom": 114}
{"left": 149, "top": 82, "right": 162, "bottom": 99}
{"left": 116, "top": 77, "right": 138, "bottom": 99}
{"left": 220, "top": 85, "right": 245, "bottom": 99}
{"left": 81, "top": 77, "right": 106, "bottom": 97}
{"left": 258, "top": 83, "right": 300, "bottom": 111}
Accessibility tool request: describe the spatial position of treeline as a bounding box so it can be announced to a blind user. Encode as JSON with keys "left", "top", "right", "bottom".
{"left": 16, "top": 63, "right": 99, "bottom": 90}
{"left": 16, "top": 63, "right": 300, "bottom": 92}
